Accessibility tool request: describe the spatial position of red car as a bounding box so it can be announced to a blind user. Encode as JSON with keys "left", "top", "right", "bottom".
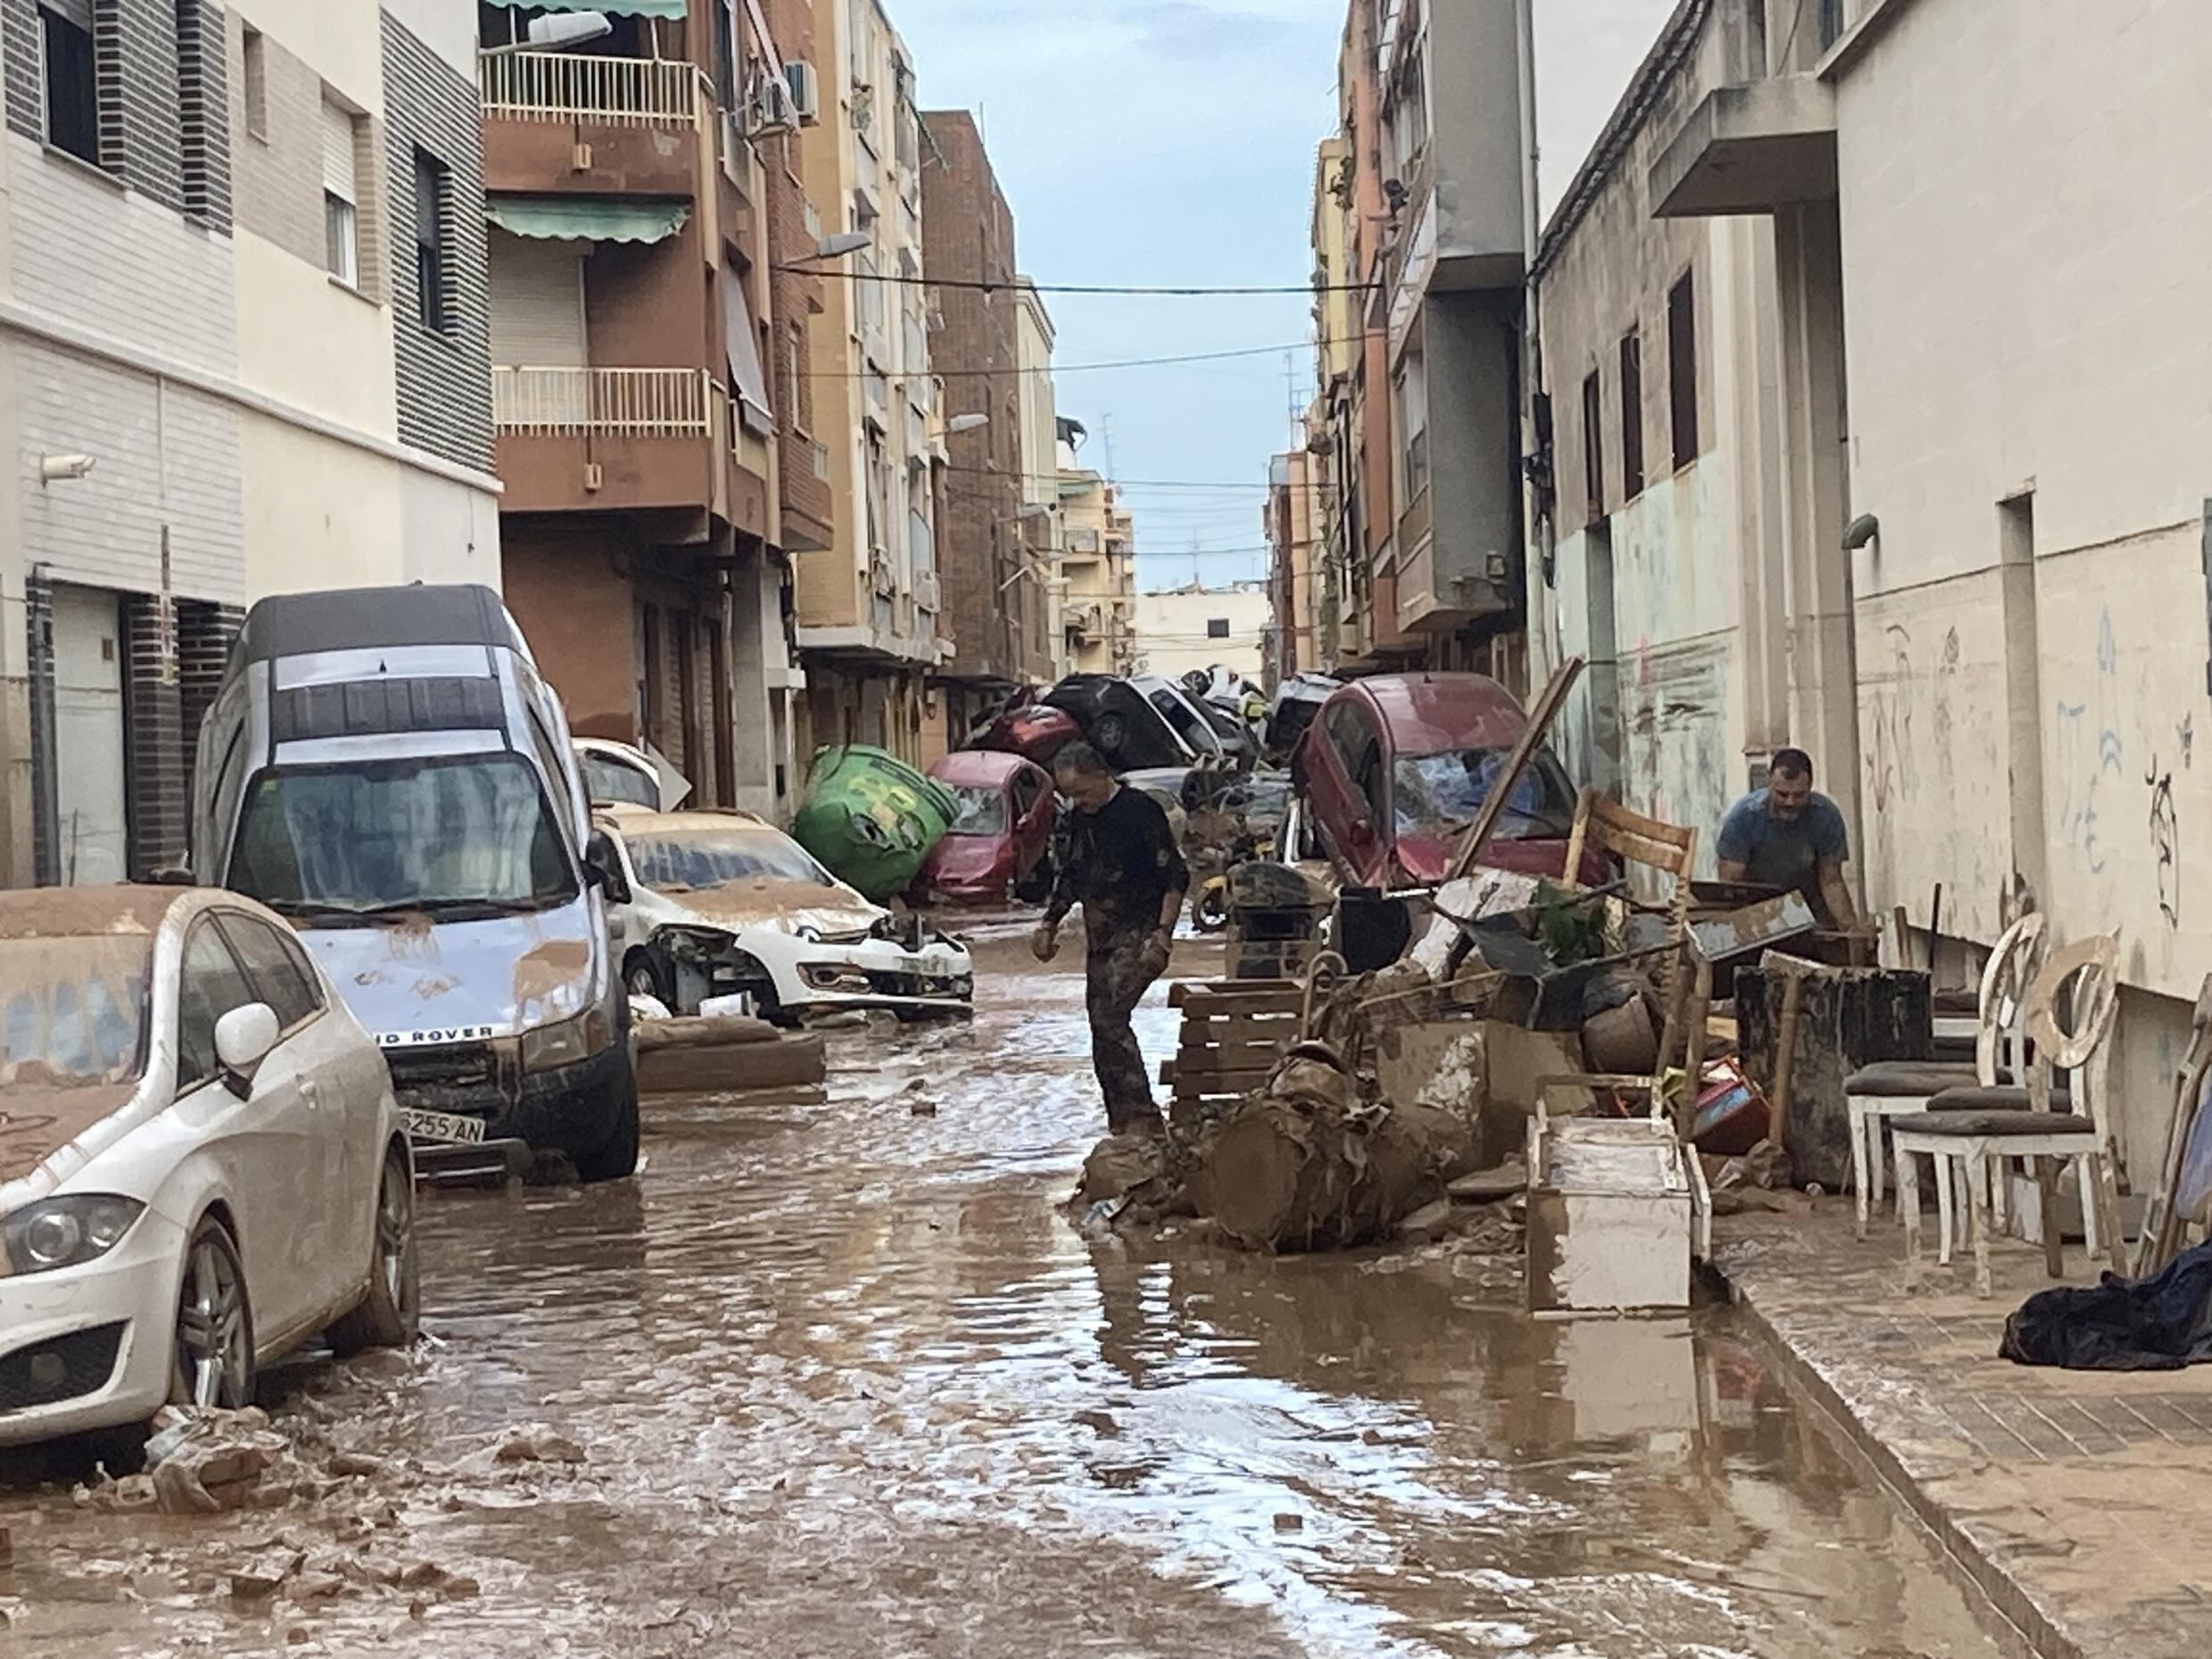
{"left": 1298, "top": 673, "right": 1604, "bottom": 889}
{"left": 913, "top": 750, "right": 1059, "bottom": 904}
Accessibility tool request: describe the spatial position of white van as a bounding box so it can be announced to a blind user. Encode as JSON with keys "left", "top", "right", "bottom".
{"left": 191, "top": 584, "right": 639, "bottom": 1181}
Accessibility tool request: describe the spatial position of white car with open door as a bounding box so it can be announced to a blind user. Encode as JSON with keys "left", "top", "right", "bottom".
{"left": 0, "top": 886, "right": 417, "bottom": 1448}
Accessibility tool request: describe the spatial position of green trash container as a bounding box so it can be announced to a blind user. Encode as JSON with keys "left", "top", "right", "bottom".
{"left": 791, "top": 745, "right": 961, "bottom": 903}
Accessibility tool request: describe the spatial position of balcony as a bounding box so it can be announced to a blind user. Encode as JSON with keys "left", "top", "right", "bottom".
{"left": 1650, "top": 76, "right": 1837, "bottom": 219}
{"left": 480, "top": 51, "right": 704, "bottom": 198}
{"left": 495, "top": 367, "right": 721, "bottom": 513}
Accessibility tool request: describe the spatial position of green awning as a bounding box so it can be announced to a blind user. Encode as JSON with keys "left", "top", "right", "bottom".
{"left": 522, "top": 0, "right": 689, "bottom": 18}
{"left": 486, "top": 196, "right": 690, "bottom": 245}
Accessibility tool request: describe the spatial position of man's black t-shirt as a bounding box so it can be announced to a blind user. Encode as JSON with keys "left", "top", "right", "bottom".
{"left": 1047, "top": 786, "right": 1190, "bottom": 939}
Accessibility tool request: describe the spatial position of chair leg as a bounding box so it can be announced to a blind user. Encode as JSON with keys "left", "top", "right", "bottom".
{"left": 2076, "top": 1155, "right": 2101, "bottom": 1259}
{"left": 1851, "top": 1103, "right": 1871, "bottom": 1240}
{"left": 1897, "top": 1141, "right": 1923, "bottom": 1287}
{"left": 2035, "top": 1155, "right": 2065, "bottom": 1278}
{"left": 1871, "top": 1112, "right": 1888, "bottom": 1208}
{"left": 1991, "top": 1154, "right": 2010, "bottom": 1234}
{"left": 1936, "top": 1152, "right": 1956, "bottom": 1266}
{"left": 1968, "top": 1151, "right": 1994, "bottom": 1299}
{"left": 2092, "top": 1151, "right": 2127, "bottom": 1275}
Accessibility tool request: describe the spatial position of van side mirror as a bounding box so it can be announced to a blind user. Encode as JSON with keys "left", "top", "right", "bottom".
{"left": 214, "top": 1003, "right": 280, "bottom": 1098}
{"left": 584, "top": 829, "right": 632, "bottom": 904}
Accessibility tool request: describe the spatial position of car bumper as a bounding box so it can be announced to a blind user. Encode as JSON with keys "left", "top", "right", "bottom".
{"left": 386, "top": 1039, "right": 631, "bottom": 1158}
{"left": 763, "top": 937, "right": 975, "bottom": 1016}
{"left": 0, "top": 1207, "right": 189, "bottom": 1446}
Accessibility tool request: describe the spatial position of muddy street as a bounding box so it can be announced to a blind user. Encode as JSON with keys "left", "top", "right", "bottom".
{"left": 3, "top": 937, "right": 2004, "bottom": 1657}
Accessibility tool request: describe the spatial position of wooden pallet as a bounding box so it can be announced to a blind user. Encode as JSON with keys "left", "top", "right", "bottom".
{"left": 1162, "top": 978, "right": 1306, "bottom": 1118}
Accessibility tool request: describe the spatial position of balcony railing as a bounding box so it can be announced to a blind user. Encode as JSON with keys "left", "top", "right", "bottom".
{"left": 494, "top": 367, "right": 714, "bottom": 438}
{"left": 480, "top": 51, "right": 703, "bottom": 130}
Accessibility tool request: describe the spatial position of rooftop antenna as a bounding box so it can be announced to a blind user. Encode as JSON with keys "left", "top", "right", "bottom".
{"left": 1100, "top": 413, "right": 1116, "bottom": 481}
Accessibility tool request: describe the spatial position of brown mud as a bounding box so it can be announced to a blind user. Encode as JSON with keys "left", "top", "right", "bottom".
{"left": 0, "top": 929, "right": 2005, "bottom": 1656}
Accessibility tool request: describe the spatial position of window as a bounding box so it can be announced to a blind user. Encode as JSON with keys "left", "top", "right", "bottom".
{"left": 177, "top": 922, "right": 258, "bottom": 1093}
{"left": 1817, "top": 0, "right": 1846, "bottom": 53}
{"left": 1207, "top": 617, "right": 1231, "bottom": 640}
{"left": 40, "top": 0, "right": 99, "bottom": 166}
{"left": 413, "top": 148, "right": 451, "bottom": 333}
{"left": 1581, "top": 369, "right": 1604, "bottom": 517}
{"left": 1668, "top": 271, "right": 1699, "bottom": 469}
{"left": 783, "top": 321, "right": 805, "bottom": 432}
{"left": 1392, "top": 338, "right": 1428, "bottom": 503}
{"left": 323, "top": 97, "right": 361, "bottom": 288}
{"left": 214, "top": 912, "right": 323, "bottom": 1032}
{"left": 242, "top": 21, "right": 268, "bottom": 141}
{"left": 1619, "top": 331, "right": 1645, "bottom": 498}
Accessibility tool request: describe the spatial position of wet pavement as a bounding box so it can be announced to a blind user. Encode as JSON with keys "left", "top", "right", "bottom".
{"left": 3, "top": 934, "right": 2009, "bottom": 1656}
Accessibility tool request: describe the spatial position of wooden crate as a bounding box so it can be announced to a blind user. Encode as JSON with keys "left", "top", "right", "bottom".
{"left": 1161, "top": 979, "right": 1306, "bottom": 1123}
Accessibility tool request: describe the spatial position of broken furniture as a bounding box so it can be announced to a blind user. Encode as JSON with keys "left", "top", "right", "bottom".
{"left": 1845, "top": 912, "right": 2046, "bottom": 1239}
{"left": 2137, "top": 975, "right": 2212, "bottom": 1276}
{"left": 1893, "top": 933, "right": 2125, "bottom": 1299}
{"left": 1222, "top": 861, "right": 1331, "bottom": 982}
{"left": 1160, "top": 978, "right": 1307, "bottom": 1127}
{"left": 1738, "top": 955, "right": 1933, "bottom": 1192}
{"left": 1525, "top": 1093, "right": 1711, "bottom": 1315}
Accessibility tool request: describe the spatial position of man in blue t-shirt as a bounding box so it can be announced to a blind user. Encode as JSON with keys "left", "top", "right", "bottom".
{"left": 1715, "top": 748, "right": 1860, "bottom": 928}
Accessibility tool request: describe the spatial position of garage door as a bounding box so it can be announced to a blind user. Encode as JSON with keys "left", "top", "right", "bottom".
{"left": 51, "top": 583, "right": 128, "bottom": 886}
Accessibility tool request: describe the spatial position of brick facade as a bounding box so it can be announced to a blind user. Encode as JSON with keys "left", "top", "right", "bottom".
{"left": 918, "top": 110, "right": 1025, "bottom": 689}
{"left": 120, "top": 589, "right": 185, "bottom": 876}
{"left": 382, "top": 8, "right": 492, "bottom": 473}
{"left": 227, "top": 12, "right": 346, "bottom": 274}
{"left": 23, "top": 577, "right": 57, "bottom": 887}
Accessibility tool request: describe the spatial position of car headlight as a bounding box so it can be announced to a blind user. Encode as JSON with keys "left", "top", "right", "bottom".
{"left": 520, "top": 1003, "right": 614, "bottom": 1071}
{"left": 3, "top": 1195, "right": 145, "bottom": 1275}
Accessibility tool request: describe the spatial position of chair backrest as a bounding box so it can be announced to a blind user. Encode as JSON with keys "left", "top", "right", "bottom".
{"left": 1973, "top": 911, "right": 2048, "bottom": 1086}
{"left": 2022, "top": 931, "right": 2121, "bottom": 1119}
{"left": 1563, "top": 788, "right": 1698, "bottom": 889}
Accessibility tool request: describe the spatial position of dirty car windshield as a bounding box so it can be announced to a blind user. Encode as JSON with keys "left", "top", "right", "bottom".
{"left": 625, "top": 829, "right": 836, "bottom": 892}
{"left": 230, "top": 754, "right": 579, "bottom": 919}
{"left": 1393, "top": 748, "right": 1578, "bottom": 840}
{"left": 0, "top": 936, "right": 150, "bottom": 1085}
{"left": 947, "top": 786, "right": 1009, "bottom": 836}
{"left": 580, "top": 752, "right": 658, "bottom": 809}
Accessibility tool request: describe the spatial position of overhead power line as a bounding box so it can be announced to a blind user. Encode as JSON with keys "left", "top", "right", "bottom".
{"left": 806, "top": 339, "right": 1372, "bottom": 380}
{"left": 776, "top": 263, "right": 1382, "bottom": 297}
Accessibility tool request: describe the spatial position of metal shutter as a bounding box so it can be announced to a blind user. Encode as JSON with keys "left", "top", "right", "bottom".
{"left": 488, "top": 234, "right": 588, "bottom": 368}
{"left": 321, "top": 99, "right": 356, "bottom": 203}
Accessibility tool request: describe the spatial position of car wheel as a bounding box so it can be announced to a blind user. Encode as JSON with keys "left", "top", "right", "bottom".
{"left": 1091, "top": 711, "right": 1129, "bottom": 755}
{"left": 328, "top": 1142, "right": 420, "bottom": 1355}
{"left": 623, "top": 950, "right": 674, "bottom": 1009}
{"left": 573, "top": 1060, "right": 641, "bottom": 1184}
{"left": 1012, "top": 854, "right": 1053, "bottom": 904}
{"left": 170, "top": 1217, "right": 255, "bottom": 1411}
{"left": 1192, "top": 883, "right": 1231, "bottom": 934}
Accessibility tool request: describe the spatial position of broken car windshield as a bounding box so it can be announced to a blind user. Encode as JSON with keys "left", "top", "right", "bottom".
{"left": 1392, "top": 748, "right": 1578, "bottom": 840}
{"left": 947, "top": 785, "right": 1010, "bottom": 836}
{"left": 625, "top": 830, "right": 838, "bottom": 892}
{"left": 229, "top": 754, "right": 580, "bottom": 920}
{"left": 0, "top": 936, "right": 151, "bottom": 1086}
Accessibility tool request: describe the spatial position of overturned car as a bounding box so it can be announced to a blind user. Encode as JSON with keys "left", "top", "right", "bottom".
{"left": 598, "top": 805, "right": 973, "bottom": 1025}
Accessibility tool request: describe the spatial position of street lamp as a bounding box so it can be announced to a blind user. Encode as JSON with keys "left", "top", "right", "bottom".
{"left": 38, "top": 454, "right": 96, "bottom": 486}
{"left": 947, "top": 413, "right": 989, "bottom": 435}
{"left": 813, "top": 232, "right": 872, "bottom": 260}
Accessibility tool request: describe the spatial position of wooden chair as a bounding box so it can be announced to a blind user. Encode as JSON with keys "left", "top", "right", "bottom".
{"left": 1845, "top": 911, "right": 2045, "bottom": 1239}
{"left": 1892, "top": 933, "right": 2123, "bottom": 1298}
{"left": 1560, "top": 790, "right": 1701, "bottom": 1108}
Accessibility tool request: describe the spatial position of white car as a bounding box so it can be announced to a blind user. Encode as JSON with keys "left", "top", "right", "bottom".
{"left": 574, "top": 736, "right": 690, "bottom": 813}
{"left": 0, "top": 887, "right": 417, "bottom": 1447}
{"left": 598, "top": 806, "right": 975, "bottom": 1023}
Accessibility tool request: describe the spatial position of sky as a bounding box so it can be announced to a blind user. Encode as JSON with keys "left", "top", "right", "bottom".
{"left": 891, "top": 0, "right": 1680, "bottom": 593}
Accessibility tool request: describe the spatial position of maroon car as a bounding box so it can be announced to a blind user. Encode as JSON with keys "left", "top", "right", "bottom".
{"left": 913, "top": 750, "right": 1058, "bottom": 904}
{"left": 1299, "top": 673, "right": 1604, "bottom": 889}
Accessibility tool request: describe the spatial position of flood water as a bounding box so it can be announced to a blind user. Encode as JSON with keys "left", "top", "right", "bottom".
{"left": 2, "top": 934, "right": 2005, "bottom": 1656}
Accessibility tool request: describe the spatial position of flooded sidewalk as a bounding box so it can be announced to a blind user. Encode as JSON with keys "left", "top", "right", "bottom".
{"left": 1712, "top": 1207, "right": 2212, "bottom": 1659}
{"left": 4, "top": 941, "right": 2004, "bottom": 1655}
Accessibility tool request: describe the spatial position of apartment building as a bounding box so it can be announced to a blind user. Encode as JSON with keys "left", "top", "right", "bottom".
{"left": 1011, "top": 279, "right": 1065, "bottom": 681}
{"left": 1058, "top": 428, "right": 1135, "bottom": 677}
{"left": 480, "top": 0, "right": 799, "bottom": 816}
{"left": 791, "top": 0, "right": 939, "bottom": 763}
{"left": 1133, "top": 581, "right": 1268, "bottom": 685}
{"left": 1264, "top": 449, "right": 1323, "bottom": 681}
{"left": 918, "top": 111, "right": 1052, "bottom": 744}
{"left": 0, "top": 0, "right": 499, "bottom": 888}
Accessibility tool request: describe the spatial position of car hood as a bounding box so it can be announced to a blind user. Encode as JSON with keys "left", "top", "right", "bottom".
{"left": 631, "top": 879, "right": 886, "bottom": 938}
{"left": 301, "top": 904, "right": 600, "bottom": 1047}
{"left": 0, "top": 1080, "right": 140, "bottom": 1192}
{"left": 1395, "top": 830, "right": 1571, "bottom": 887}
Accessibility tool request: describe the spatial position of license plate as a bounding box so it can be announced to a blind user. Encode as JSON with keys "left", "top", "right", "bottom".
{"left": 405, "top": 1109, "right": 487, "bottom": 1145}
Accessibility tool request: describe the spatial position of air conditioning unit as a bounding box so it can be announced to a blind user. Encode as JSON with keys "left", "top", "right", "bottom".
{"left": 747, "top": 70, "right": 797, "bottom": 136}
{"left": 785, "top": 61, "right": 821, "bottom": 125}
{"left": 914, "top": 570, "right": 940, "bottom": 611}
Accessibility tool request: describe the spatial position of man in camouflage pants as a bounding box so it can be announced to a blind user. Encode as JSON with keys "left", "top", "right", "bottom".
{"left": 1031, "top": 744, "right": 1190, "bottom": 1134}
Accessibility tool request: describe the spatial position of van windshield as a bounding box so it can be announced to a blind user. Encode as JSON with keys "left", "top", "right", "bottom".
{"left": 229, "top": 755, "right": 579, "bottom": 923}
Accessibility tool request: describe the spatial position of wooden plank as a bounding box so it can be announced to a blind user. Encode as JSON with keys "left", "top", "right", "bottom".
{"left": 1176, "top": 1016, "right": 1300, "bottom": 1044}
{"left": 1171, "top": 982, "right": 1303, "bottom": 1010}
{"left": 1448, "top": 655, "right": 1585, "bottom": 881}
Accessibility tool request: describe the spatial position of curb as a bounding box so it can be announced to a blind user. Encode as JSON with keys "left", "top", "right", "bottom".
{"left": 1700, "top": 1254, "right": 2065, "bottom": 1659}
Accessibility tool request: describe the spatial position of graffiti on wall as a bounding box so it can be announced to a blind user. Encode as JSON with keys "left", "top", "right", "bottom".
{"left": 2148, "top": 756, "right": 2181, "bottom": 929}
{"left": 1864, "top": 624, "right": 1913, "bottom": 813}
{"left": 2053, "top": 610, "right": 2126, "bottom": 876}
